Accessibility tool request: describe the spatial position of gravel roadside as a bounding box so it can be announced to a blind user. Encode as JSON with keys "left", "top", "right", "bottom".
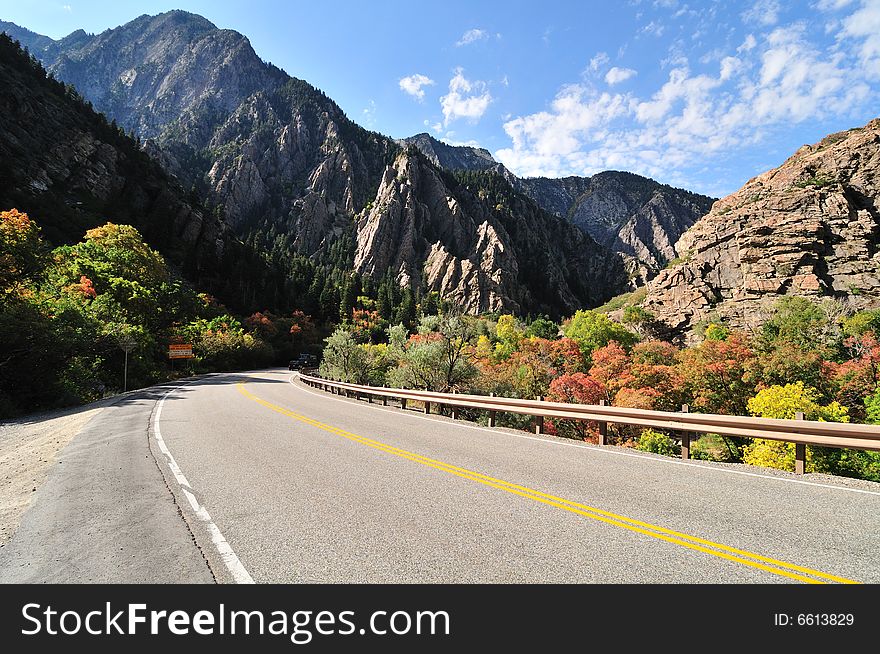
{"left": 0, "top": 403, "right": 105, "bottom": 546}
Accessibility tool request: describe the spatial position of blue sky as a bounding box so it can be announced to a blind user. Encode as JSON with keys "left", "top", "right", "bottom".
{"left": 2, "top": 0, "right": 880, "bottom": 197}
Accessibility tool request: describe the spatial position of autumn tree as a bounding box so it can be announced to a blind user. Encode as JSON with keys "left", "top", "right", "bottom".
{"left": 563, "top": 310, "right": 637, "bottom": 360}
{"left": 744, "top": 382, "right": 850, "bottom": 474}
{"left": 386, "top": 309, "right": 477, "bottom": 392}
{"left": 677, "top": 333, "right": 755, "bottom": 416}
{"left": 0, "top": 209, "right": 45, "bottom": 300}
{"left": 544, "top": 373, "right": 607, "bottom": 441}
{"left": 493, "top": 314, "right": 524, "bottom": 360}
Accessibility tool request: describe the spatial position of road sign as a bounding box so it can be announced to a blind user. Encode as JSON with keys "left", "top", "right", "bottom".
{"left": 168, "top": 344, "right": 194, "bottom": 359}
{"left": 116, "top": 333, "right": 139, "bottom": 391}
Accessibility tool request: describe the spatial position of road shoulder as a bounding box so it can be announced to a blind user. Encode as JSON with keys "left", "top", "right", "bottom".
{"left": 0, "top": 402, "right": 107, "bottom": 547}
{"left": 0, "top": 384, "right": 215, "bottom": 583}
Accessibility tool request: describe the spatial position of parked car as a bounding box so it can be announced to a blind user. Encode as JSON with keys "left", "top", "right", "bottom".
{"left": 288, "top": 353, "right": 317, "bottom": 370}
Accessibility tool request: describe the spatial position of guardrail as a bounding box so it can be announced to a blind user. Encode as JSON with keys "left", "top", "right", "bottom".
{"left": 298, "top": 373, "right": 880, "bottom": 474}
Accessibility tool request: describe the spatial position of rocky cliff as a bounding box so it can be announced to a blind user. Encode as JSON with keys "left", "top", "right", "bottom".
{"left": 642, "top": 118, "right": 880, "bottom": 340}
{"left": 0, "top": 33, "right": 284, "bottom": 311}
{"left": 401, "top": 133, "right": 714, "bottom": 282}
{"left": 354, "top": 152, "right": 627, "bottom": 317}
{"left": 398, "top": 133, "right": 497, "bottom": 172}
{"left": 517, "top": 172, "right": 714, "bottom": 283}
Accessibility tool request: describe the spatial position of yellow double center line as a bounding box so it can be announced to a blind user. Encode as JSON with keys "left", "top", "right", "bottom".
{"left": 237, "top": 383, "right": 858, "bottom": 584}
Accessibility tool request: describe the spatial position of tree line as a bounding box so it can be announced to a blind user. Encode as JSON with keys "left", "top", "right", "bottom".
{"left": 317, "top": 296, "right": 880, "bottom": 482}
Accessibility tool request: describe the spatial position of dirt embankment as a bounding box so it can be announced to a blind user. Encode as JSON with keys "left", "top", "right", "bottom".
{"left": 0, "top": 405, "right": 103, "bottom": 546}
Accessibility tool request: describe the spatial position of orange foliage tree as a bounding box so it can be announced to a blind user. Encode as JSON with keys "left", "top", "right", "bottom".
{"left": 545, "top": 373, "right": 607, "bottom": 441}
{"left": 0, "top": 209, "right": 44, "bottom": 298}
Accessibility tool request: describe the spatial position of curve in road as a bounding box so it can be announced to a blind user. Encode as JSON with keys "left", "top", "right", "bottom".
{"left": 3, "top": 368, "right": 878, "bottom": 584}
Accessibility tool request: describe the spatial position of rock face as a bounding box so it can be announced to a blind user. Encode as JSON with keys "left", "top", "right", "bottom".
{"left": 355, "top": 153, "right": 628, "bottom": 317}
{"left": 643, "top": 118, "right": 880, "bottom": 340}
{"left": 5, "top": 12, "right": 629, "bottom": 316}
{"left": 0, "top": 33, "right": 283, "bottom": 311}
{"left": 398, "top": 133, "right": 497, "bottom": 172}
{"left": 518, "top": 172, "right": 714, "bottom": 283}
{"left": 401, "top": 133, "right": 714, "bottom": 282}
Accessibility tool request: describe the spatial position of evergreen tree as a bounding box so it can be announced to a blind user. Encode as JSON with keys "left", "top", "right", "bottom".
{"left": 339, "top": 276, "right": 358, "bottom": 323}
{"left": 319, "top": 283, "right": 339, "bottom": 322}
{"left": 395, "top": 288, "right": 416, "bottom": 329}
{"left": 421, "top": 291, "right": 440, "bottom": 317}
{"left": 377, "top": 278, "right": 393, "bottom": 320}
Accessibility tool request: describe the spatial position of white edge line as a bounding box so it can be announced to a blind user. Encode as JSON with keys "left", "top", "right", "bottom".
{"left": 290, "top": 374, "right": 880, "bottom": 499}
{"left": 153, "top": 378, "right": 255, "bottom": 584}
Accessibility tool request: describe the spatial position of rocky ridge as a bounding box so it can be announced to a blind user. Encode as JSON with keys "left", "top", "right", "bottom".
{"left": 401, "top": 133, "right": 715, "bottom": 282}
{"left": 642, "top": 118, "right": 880, "bottom": 340}
{"left": 354, "top": 152, "right": 627, "bottom": 316}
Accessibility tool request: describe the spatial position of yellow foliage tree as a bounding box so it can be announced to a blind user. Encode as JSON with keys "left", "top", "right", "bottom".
{"left": 744, "top": 381, "right": 848, "bottom": 472}
{"left": 493, "top": 314, "right": 523, "bottom": 360}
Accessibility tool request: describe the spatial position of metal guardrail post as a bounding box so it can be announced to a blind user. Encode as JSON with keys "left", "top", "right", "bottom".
{"left": 534, "top": 396, "right": 544, "bottom": 435}
{"left": 382, "top": 394, "right": 387, "bottom": 406}
{"left": 488, "top": 392, "right": 496, "bottom": 427}
{"left": 681, "top": 404, "right": 691, "bottom": 460}
{"left": 450, "top": 390, "right": 458, "bottom": 420}
{"left": 795, "top": 411, "right": 806, "bottom": 474}
{"left": 598, "top": 399, "right": 608, "bottom": 446}
{"left": 401, "top": 397, "right": 407, "bottom": 410}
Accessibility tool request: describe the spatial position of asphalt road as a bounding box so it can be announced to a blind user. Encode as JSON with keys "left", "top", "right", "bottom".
{"left": 2, "top": 368, "right": 879, "bottom": 584}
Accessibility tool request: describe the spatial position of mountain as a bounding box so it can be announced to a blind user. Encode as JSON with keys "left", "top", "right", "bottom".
{"left": 400, "top": 132, "right": 715, "bottom": 282}
{"left": 0, "top": 32, "right": 285, "bottom": 311}
{"left": 398, "top": 133, "right": 497, "bottom": 172}
{"left": 514, "top": 172, "right": 714, "bottom": 282}
{"left": 641, "top": 117, "right": 880, "bottom": 340}
{"left": 3, "top": 12, "right": 628, "bottom": 316}
{"left": 355, "top": 152, "right": 625, "bottom": 316}
{"left": 0, "top": 21, "right": 55, "bottom": 52}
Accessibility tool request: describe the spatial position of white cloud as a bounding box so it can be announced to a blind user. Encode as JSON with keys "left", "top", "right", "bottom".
{"left": 496, "top": 20, "right": 873, "bottom": 190}
{"left": 661, "top": 40, "right": 689, "bottom": 68}
{"left": 641, "top": 21, "right": 666, "bottom": 36}
{"left": 362, "top": 100, "right": 376, "bottom": 127}
{"left": 605, "top": 67, "right": 638, "bottom": 85}
{"left": 841, "top": 0, "right": 880, "bottom": 78}
{"left": 815, "top": 0, "right": 855, "bottom": 9}
{"left": 456, "top": 28, "right": 488, "bottom": 46}
{"left": 589, "top": 51, "right": 610, "bottom": 73}
{"left": 738, "top": 34, "right": 757, "bottom": 52}
{"left": 399, "top": 74, "right": 435, "bottom": 101}
{"left": 742, "top": 0, "right": 782, "bottom": 26}
{"left": 440, "top": 68, "right": 493, "bottom": 126}
{"left": 441, "top": 137, "right": 483, "bottom": 148}
{"left": 62, "top": 4, "right": 72, "bottom": 11}
{"left": 497, "top": 86, "right": 634, "bottom": 177}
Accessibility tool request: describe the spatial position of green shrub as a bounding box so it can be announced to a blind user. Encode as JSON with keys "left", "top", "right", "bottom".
{"left": 636, "top": 429, "right": 681, "bottom": 457}
{"left": 704, "top": 323, "right": 730, "bottom": 341}
{"left": 689, "top": 437, "right": 714, "bottom": 461}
